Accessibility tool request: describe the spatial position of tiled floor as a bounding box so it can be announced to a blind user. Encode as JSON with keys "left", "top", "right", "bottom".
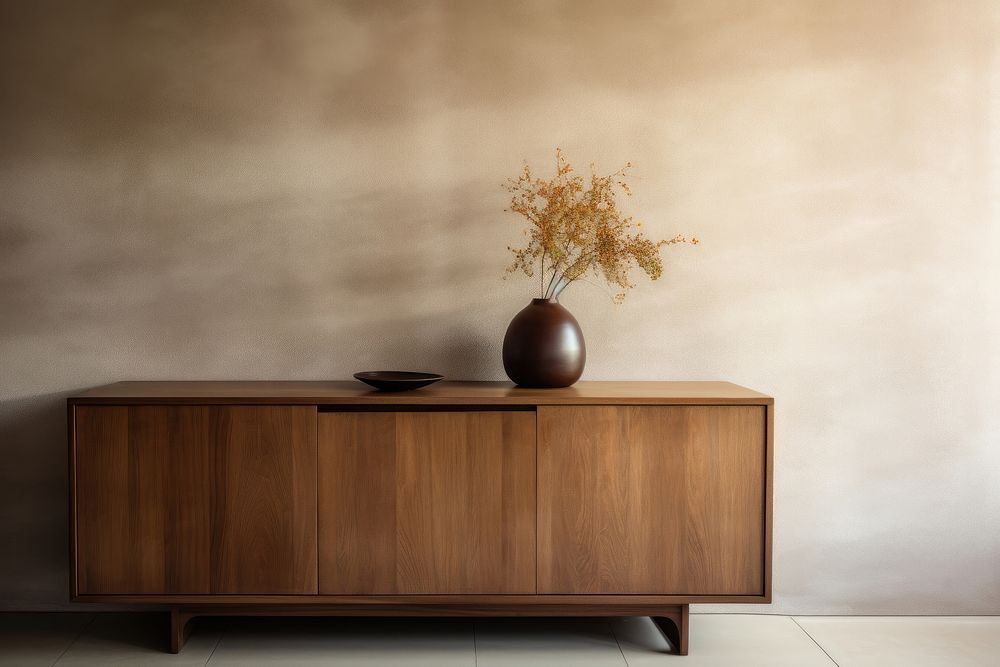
{"left": 1, "top": 613, "right": 998, "bottom": 666}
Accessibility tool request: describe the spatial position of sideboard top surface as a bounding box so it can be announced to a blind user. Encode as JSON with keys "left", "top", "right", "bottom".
{"left": 68, "top": 381, "right": 772, "bottom": 405}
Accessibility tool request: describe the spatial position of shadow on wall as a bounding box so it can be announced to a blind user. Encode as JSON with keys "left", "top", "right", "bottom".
{"left": 0, "top": 394, "right": 72, "bottom": 609}
{"left": 0, "top": 183, "right": 505, "bottom": 365}
{"left": 0, "top": 208, "right": 502, "bottom": 610}
{"left": 0, "top": 147, "right": 507, "bottom": 608}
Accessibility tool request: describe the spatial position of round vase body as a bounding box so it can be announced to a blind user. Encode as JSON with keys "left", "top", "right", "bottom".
{"left": 502, "top": 298, "right": 586, "bottom": 388}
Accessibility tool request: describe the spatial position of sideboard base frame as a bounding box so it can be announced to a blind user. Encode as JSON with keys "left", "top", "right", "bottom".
{"left": 168, "top": 604, "right": 690, "bottom": 655}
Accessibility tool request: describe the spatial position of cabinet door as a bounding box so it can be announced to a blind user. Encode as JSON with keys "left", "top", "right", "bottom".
{"left": 74, "top": 405, "right": 317, "bottom": 595}
{"left": 318, "top": 411, "right": 535, "bottom": 594}
{"left": 537, "top": 405, "right": 765, "bottom": 595}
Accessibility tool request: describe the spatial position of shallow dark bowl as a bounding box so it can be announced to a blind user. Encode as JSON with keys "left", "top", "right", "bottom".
{"left": 353, "top": 371, "right": 444, "bottom": 392}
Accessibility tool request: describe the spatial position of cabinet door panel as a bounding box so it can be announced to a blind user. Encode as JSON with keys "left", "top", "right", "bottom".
{"left": 75, "top": 405, "right": 317, "bottom": 595}
{"left": 318, "top": 411, "right": 535, "bottom": 594}
{"left": 537, "top": 405, "right": 764, "bottom": 595}
{"left": 210, "top": 406, "right": 318, "bottom": 594}
{"left": 76, "top": 406, "right": 213, "bottom": 594}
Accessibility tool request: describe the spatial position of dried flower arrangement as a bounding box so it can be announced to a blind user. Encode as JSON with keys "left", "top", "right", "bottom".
{"left": 505, "top": 149, "right": 697, "bottom": 303}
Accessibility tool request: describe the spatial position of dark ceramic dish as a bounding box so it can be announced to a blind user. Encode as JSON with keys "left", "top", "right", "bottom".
{"left": 353, "top": 371, "right": 444, "bottom": 392}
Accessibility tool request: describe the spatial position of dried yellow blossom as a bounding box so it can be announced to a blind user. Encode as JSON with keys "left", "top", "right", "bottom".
{"left": 504, "top": 149, "right": 695, "bottom": 303}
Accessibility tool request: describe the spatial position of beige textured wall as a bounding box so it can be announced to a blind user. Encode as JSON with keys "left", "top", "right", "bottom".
{"left": 2, "top": 1, "right": 998, "bottom": 613}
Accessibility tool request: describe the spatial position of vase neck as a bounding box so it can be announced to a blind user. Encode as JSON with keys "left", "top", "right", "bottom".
{"left": 532, "top": 297, "right": 558, "bottom": 305}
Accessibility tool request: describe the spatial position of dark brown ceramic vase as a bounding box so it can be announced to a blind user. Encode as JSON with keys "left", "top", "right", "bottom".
{"left": 502, "top": 298, "right": 586, "bottom": 388}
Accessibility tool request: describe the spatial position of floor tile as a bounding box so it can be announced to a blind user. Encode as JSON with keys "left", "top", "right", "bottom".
{"left": 207, "top": 617, "right": 475, "bottom": 667}
{"left": 8, "top": 612, "right": 997, "bottom": 666}
{"left": 794, "top": 616, "right": 1000, "bottom": 667}
{"left": 474, "top": 618, "right": 627, "bottom": 667}
{"left": 0, "top": 613, "right": 93, "bottom": 667}
{"left": 54, "top": 613, "right": 223, "bottom": 666}
{"left": 612, "top": 615, "right": 836, "bottom": 666}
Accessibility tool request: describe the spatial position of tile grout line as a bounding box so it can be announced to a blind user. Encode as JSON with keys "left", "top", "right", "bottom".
{"left": 607, "top": 618, "right": 632, "bottom": 667}
{"left": 791, "top": 616, "right": 841, "bottom": 667}
{"left": 203, "top": 618, "right": 228, "bottom": 666}
{"left": 51, "top": 612, "right": 97, "bottom": 666}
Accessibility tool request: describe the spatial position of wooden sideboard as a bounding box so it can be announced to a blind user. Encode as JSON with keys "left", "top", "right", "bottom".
{"left": 68, "top": 381, "right": 773, "bottom": 654}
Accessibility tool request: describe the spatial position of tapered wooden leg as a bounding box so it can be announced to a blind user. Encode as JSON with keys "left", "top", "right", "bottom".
{"left": 169, "top": 608, "right": 196, "bottom": 654}
{"left": 651, "top": 604, "right": 689, "bottom": 655}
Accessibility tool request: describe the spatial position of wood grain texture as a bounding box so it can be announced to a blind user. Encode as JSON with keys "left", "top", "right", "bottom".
{"left": 210, "top": 406, "right": 318, "bottom": 594}
{"left": 318, "top": 411, "right": 535, "bottom": 594}
{"left": 74, "top": 406, "right": 317, "bottom": 595}
{"left": 69, "top": 380, "right": 772, "bottom": 405}
{"left": 317, "top": 412, "right": 397, "bottom": 594}
{"left": 76, "top": 406, "right": 214, "bottom": 594}
{"left": 76, "top": 406, "right": 131, "bottom": 594}
{"left": 68, "top": 403, "right": 78, "bottom": 597}
{"left": 537, "top": 405, "right": 765, "bottom": 595}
